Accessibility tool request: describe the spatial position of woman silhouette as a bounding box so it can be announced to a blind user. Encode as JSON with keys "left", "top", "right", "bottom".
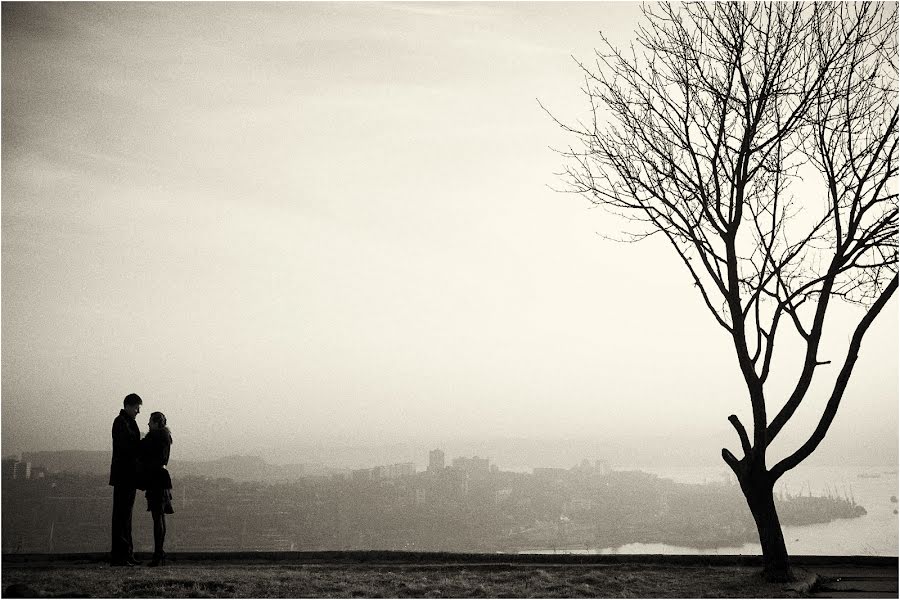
{"left": 140, "top": 412, "right": 174, "bottom": 566}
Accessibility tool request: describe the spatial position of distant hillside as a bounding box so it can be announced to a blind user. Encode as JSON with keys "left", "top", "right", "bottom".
{"left": 172, "top": 455, "right": 342, "bottom": 481}
{"left": 21, "top": 451, "right": 110, "bottom": 475}
{"left": 14, "top": 450, "right": 341, "bottom": 482}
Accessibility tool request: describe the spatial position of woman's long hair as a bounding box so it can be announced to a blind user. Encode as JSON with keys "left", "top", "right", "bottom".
{"left": 149, "top": 411, "right": 173, "bottom": 444}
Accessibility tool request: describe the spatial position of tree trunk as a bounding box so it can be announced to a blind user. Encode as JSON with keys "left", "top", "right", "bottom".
{"left": 738, "top": 471, "right": 793, "bottom": 582}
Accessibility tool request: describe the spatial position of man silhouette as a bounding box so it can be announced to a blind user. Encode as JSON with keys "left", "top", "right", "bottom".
{"left": 109, "top": 393, "right": 143, "bottom": 566}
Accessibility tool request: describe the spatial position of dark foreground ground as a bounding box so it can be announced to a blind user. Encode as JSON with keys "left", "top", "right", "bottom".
{"left": 2, "top": 552, "right": 897, "bottom": 598}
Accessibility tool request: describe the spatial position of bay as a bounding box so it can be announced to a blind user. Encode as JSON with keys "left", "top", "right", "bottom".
{"left": 528, "top": 465, "right": 898, "bottom": 556}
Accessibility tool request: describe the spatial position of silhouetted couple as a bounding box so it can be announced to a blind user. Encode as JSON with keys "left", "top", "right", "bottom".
{"left": 109, "top": 393, "right": 174, "bottom": 567}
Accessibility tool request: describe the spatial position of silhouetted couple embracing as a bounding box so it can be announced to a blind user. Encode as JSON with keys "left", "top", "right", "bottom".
{"left": 109, "top": 393, "right": 174, "bottom": 567}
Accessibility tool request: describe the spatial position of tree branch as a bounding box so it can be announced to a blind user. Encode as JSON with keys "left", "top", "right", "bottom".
{"left": 770, "top": 274, "right": 898, "bottom": 481}
{"left": 728, "top": 414, "right": 753, "bottom": 457}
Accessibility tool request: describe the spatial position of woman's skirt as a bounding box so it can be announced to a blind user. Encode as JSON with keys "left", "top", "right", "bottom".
{"left": 145, "top": 488, "right": 175, "bottom": 514}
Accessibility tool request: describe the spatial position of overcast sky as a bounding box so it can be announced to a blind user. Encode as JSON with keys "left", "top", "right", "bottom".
{"left": 3, "top": 2, "right": 896, "bottom": 467}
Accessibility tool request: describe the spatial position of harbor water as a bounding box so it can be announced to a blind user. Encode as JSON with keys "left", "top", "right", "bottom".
{"left": 534, "top": 465, "right": 898, "bottom": 556}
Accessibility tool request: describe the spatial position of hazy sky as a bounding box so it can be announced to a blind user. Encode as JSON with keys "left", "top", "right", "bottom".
{"left": 3, "top": 2, "right": 897, "bottom": 467}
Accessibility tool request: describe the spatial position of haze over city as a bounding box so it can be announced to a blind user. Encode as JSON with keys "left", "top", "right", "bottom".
{"left": 3, "top": 2, "right": 897, "bottom": 472}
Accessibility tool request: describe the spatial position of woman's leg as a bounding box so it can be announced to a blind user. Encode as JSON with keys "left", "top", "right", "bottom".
{"left": 151, "top": 510, "right": 166, "bottom": 557}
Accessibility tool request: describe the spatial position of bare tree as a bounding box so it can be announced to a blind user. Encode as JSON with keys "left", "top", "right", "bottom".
{"left": 549, "top": 2, "right": 897, "bottom": 581}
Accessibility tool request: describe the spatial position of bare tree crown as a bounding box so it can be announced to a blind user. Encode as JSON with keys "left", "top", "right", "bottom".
{"left": 553, "top": 2, "right": 898, "bottom": 481}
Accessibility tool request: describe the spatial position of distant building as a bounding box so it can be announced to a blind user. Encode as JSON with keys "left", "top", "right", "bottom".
{"left": 351, "top": 468, "right": 374, "bottom": 482}
{"left": 573, "top": 459, "right": 592, "bottom": 473}
{"left": 353, "top": 462, "right": 415, "bottom": 481}
{"left": 382, "top": 462, "right": 415, "bottom": 479}
{"left": 451, "top": 456, "right": 490, "bottom": 474}
{"left": 1, "top": 458, "right": 16, "bottom": 480}
{"left": 11, "top": 460, "right": 28, "bottom": 480}
{"left": 428, "top": 449, "right": 445, "bottom": 473}
{"left": 533, "top": 467, "right": 567, "bottom": 478}
{"left": 571, "top": 459, "right": 611, "bottom": 477}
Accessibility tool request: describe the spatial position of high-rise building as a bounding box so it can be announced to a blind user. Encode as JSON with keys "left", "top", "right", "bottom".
{"left": 428, "top": 449, "right": 445, "bottom": 473}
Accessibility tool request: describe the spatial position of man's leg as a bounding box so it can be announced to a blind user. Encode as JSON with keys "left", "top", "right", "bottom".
{"left": 124, "top": 487, "right": 137, "bottom": 562}
{"left": 110, "top": 486, "right": 128, "bottom": 563}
